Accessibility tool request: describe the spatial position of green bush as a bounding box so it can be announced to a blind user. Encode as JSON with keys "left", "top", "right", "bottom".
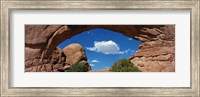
{"left": 65, "top": 62, "right": 89, "bottom": 72}
{"left": 110, "top": 58, "right": 141, "bottom": 72}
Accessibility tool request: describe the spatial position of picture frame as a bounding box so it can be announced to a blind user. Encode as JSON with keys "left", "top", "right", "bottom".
{"left": 1, "top": 0, "right": 199, "bottom": 96}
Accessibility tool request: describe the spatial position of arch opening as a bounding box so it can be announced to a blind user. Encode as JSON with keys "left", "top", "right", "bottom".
{"left": 58, "top": 28, "right": 142, "bottom": 71}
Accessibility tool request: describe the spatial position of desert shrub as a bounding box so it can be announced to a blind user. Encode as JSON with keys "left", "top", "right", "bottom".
{"left": 65, "top": 61, "right": 89, "bottom": 72}
{"left": 110, "top": 58, "right": 141, "bottom": 72}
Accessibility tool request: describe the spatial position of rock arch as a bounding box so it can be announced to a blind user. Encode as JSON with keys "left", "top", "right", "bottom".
{"left": 25, "top": 25, "right": 175, "bottom": 72}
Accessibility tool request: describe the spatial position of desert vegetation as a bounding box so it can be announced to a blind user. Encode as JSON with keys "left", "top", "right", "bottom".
{"left": 64, "top": 61, "right": 90, "bottom": 72}
{"left": 110, "top": 58, "right": 141, "bottom": 72}
{"left": 62, "top": 58, "right": 141, "bottom": 72}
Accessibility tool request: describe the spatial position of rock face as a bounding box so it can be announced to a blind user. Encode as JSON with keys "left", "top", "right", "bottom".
{"left": 25, "top": 47, "right": 66, "bottom": 72}
{"left": 25, "top": 43, "right": 90, "bottom": 72}
{"left": 25, "top": 25, "right": 175, "bottom": 72}
{"left": 62, "top": 44, "right": 88, "bottom": 69}
{"left": 129, "top": 26, "right": 175, "bottom": 72}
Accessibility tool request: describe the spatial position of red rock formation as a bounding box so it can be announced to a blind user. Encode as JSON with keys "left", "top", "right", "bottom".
{"left": 62, "top": 43, "right": 88, "bottom": 70}
{"left": 25, "top": 25, "right": 175, "bottom": 72}
{"left": 130, "top": 25, "right": 175, "bottom": 72}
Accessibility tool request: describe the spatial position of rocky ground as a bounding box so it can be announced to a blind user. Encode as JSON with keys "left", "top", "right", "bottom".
{"left": 90, "top": 68, "right": 110, "bottom": 72}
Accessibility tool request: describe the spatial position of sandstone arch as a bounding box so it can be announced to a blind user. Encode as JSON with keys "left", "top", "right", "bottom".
{"left": 25, "top": 25, "right": 175, "bottom": 72}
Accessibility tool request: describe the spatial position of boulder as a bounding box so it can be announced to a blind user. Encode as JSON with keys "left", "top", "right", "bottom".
{"left": 63, "top": 43, "right": 87, "bottom": 66}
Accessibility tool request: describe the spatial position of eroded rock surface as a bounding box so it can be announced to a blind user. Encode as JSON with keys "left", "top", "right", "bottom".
{"left": 62, "top": 43, "right": 89, "bottom": 70}
{"left": 25, "top": 25, "right": 175, "bottom": 72}
{"left": 25, "top": 43, "right": 90, "bottom": 72}
{"left": 129, "top": 25, "right": 175, "bottom": 72}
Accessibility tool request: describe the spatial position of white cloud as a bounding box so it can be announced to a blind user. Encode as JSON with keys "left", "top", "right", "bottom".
{"left": 128, "top": 38, "right": 133, "bottom": 40}
{"left": 86, "top": 40, "right": 135, "bottom": 55}
{"left": 119, "top": 49, "right": 130, "bottom": 54}
{"left": 86, "top": 47, "right": 96, "bottom": 51}
{"left": 86, "top": 40, "right": 120, "bottom": 54}
{"left": 90, "top": 64, "right": 95, "bottom": 66}
{"left": 91, "top": 60, "right": 99, "bottom": 63}
{"left": 119, "top": 49, "right": 135, "bottom": 54}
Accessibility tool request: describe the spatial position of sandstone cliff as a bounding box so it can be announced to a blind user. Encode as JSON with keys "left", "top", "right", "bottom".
{"left": 25, "top": 42, "right": 90, "bottom": 72}
{"left": 129, "top": 26, "right": 175, "bottom": 72}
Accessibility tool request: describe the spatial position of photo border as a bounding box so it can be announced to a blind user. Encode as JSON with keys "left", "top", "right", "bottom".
{"left": 1, "top": 0, "right": 199, "bottom": 96}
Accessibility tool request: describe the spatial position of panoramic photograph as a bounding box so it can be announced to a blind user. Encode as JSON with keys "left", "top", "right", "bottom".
{"left": 25, "top": 25, "right": 175, "bottom": 72}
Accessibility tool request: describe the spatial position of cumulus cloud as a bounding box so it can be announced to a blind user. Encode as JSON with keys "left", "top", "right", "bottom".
{"left": 91, "top": 60, "right": 99, "bottom": 63}
{"left": 86, "top": 40, "right": 121, "bottom": 54}
{"left": 86, "top": 40, "right": 134, "bottom": 55}
{"left": 86, "top": 47, "right": 96, "bottom": 51}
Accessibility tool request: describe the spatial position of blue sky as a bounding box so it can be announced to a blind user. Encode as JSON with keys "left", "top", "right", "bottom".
{"left": 58, "top": 28, "right": 142, "bottom": 70}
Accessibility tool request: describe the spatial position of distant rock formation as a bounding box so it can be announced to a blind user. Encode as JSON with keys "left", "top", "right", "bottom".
{"left": 25, "top": 25, "right": 175, "bottom": 72}
{"left": 62, "top": 43, "right": 89, "bottom": 70}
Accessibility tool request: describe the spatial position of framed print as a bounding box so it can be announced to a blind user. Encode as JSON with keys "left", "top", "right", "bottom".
{"left": 1, "top": 0, "right": 199, "bottom": 96}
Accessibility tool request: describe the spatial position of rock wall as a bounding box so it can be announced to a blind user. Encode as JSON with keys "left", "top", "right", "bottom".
{"left": 25, "top": 25, "right": 175, "bottom": 72}
{"left": 129, "top": 26, "right": 175, "bottom": 72}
